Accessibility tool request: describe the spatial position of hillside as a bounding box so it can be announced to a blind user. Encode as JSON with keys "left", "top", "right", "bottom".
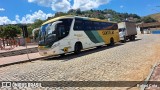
{"left": 149, "top": 13, "right": 160, "bottom": 22}
{"left": 52, "top": 9, "right": 141, "bottom": 23}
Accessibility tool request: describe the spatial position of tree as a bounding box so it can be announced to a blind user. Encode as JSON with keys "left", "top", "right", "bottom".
{"left": 3, "top": 25, "right": 21, "bottom": 39}
{"left": 68, "top": 9, "right": 75, "bottom": 13}
{"left": 0, "top": 26, "right": 5, "bottom": 39}
{"left": 98, "top": 14, "right": 105, "bottom": 19}
{"left": 54, "top": 12, "right": 68, "bottom": 18}
{"left": 141, "top": 17, "right": 157, "bottom": 23}
{"left": 76, "top": 8, "right": 81, "bottom": 14}
{"left": 0, "top": 26, "right": 5, "bottom": 46}
{"left": 0, "top": 25, "right": 21, "bottom": 47}
{"left": 33, "top": 19, "right": 43, "bottom": 28}
{"left": 27, "top": 19, "right": 43, "bottom": 37}
{"left": 128, "top": 14, "right": 141, "bottom": 19}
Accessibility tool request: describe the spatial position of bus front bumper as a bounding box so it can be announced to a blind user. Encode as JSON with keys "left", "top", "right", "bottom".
{"left": 38, "top": 47, "right": 59, "bottom": 56}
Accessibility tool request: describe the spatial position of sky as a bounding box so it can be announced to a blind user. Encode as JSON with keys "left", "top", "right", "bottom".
{"left": 0, "top": 0, "right": 159, "bottom": 25}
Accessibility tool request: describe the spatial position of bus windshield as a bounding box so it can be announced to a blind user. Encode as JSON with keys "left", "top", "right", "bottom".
{"left": 39, "top": 23, "right": 53, "bottom": 41}
{"left": 38, "top": 19, "right": 73, "bottom": 47}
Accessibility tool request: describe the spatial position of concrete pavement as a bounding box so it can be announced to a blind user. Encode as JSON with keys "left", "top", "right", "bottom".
{"left": 0, "top": 44, "right": 46, "bottom": 67}
{"left": 0, "top": 52, "right": 44, "bottom": 67}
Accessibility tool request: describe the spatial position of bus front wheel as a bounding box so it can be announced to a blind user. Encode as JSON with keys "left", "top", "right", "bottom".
{"left": 74, "top": 42, "right": 82, "bottom": 54}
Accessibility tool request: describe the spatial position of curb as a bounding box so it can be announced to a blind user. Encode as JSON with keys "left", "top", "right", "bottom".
{"left": 0, "top": 55, "right": 55, "bottom": 68}
{"left": 140, "top": 62, "right": 159, "bottom": 90}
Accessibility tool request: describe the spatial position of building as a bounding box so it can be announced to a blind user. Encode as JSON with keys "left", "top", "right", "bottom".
{"left": 137, "top": 22, "right": 160, "bottom": 34}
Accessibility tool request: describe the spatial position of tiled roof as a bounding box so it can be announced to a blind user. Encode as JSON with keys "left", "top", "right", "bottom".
{"left": 137, "top": 22, "right": 160, "bottom": 28}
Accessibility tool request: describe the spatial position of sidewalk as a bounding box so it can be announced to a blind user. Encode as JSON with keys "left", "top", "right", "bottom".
{"left": 0, "top": 52, "right": 44, "bottom": 67}
{"left": 0, "top": 43, "right": 38, "bottom": 58}
{"left": 145, "top": 63, "right": 160, "bottom": 90}
{"left": 0, "top": 44, "right": 46, "bottom": 67}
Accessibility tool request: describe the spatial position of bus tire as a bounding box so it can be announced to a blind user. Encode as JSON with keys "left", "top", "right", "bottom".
{"left": 109, "top": 38, "right": 114, "bottom": 46}
{"left": 60, "top": 53, "right": 65, "bottom": 57}
{"left": 74, "top": 42, "right": 82, "bottom": 54}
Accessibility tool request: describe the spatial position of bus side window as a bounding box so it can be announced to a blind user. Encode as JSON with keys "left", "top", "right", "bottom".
{"left": 74, "top": 18, "right": 84, "bottom": 30}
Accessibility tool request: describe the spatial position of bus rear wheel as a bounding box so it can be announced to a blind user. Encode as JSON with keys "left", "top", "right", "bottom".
{"left": 74, "top": 42, "right": 82, "bottom": 54}
{"left": 108, "top": 38, "right": 115, "bottom": 46}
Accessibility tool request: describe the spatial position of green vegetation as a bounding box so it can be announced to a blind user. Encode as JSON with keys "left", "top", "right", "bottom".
{"left": 141, "top": 16, "right": 157, "bottom": 23}
{"left": 0, "top": 25, "right": 21, "bottom": 39}
{"left": 0, "top": 25, "right": 21, "bottom": 46}
{"left": 54, "top": 9, "right": 142, "bottom": 22}
{"left": 27, "top": 19, "right": 43, "bottom": 38}
{"left": 149, "top": 13, "right": 160, "bottom": 22}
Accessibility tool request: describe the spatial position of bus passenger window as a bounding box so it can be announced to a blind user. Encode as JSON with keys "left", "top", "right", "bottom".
{"left": 74, "top": 18, "right": 84, "bottom": 30}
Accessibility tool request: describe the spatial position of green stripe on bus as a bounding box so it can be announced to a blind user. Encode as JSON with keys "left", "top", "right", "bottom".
{"left": 91, "top": 31, "right": 104, "bottom": 42}
{"left": 84, "top": 31, "right": 100, "bottom": 43}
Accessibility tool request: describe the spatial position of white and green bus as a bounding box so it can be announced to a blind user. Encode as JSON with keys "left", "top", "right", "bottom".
{"left": 38, "top": 16, "right": 119, "bottom": 56}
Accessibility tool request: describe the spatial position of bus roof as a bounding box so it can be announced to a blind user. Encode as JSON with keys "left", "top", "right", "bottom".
{"left": 42, "top": 15, "right": 74, "bottom": 25}
{"left": 42, "top": 15, "right": 116, "bottom": 25}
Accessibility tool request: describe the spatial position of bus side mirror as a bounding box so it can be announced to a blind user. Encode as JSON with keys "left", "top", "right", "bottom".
{"left": 21, "top": 25, "right": 28, "bottom": 38}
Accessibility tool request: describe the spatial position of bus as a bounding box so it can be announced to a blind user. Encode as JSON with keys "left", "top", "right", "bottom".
{"left": 38, "top": 16, "right": 119, "bottom": 56}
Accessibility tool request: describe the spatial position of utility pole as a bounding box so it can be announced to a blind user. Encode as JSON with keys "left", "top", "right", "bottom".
{"left": 21, "top": 25, "right": 30, "bottom": 61}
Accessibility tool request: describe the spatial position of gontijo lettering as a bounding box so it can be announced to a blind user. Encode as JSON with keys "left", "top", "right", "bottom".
{"left": 102, "top": 31, "right": 114, "bottom": 35}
